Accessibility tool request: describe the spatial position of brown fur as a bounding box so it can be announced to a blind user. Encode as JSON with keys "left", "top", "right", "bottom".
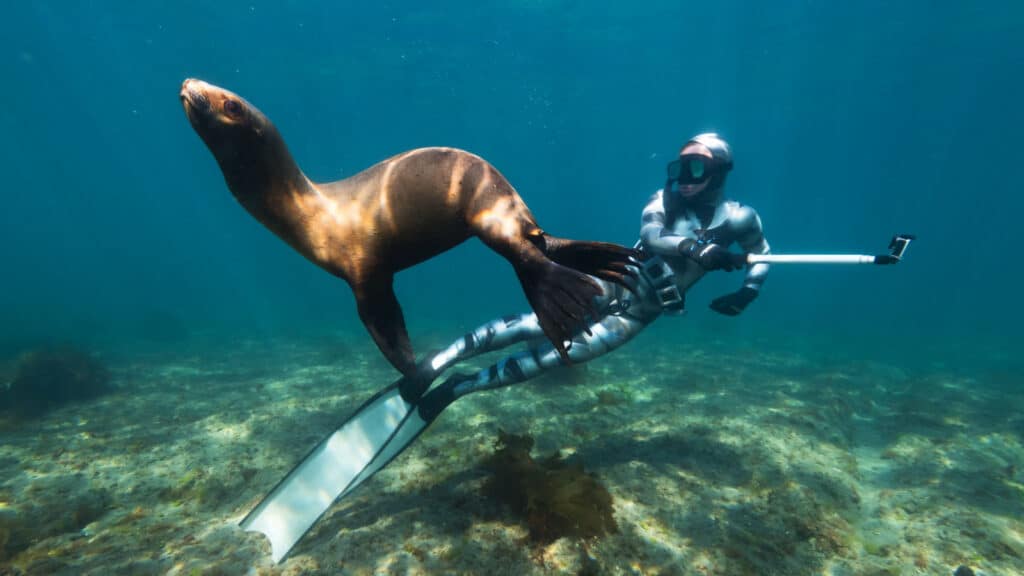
{"left": 181, "top": 79, "right": 634, "bottom": 376}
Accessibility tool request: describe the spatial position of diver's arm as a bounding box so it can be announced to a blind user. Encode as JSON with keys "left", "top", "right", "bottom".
{"left": 735, "top": 205, "right": 770, "bottom": 292}
{"left": 709, "top": 204, "right": 769, "bottom": 316}
{"left": 639, "top": 190, "right": 686, "bottom": 257}
{"left": 640, "top": 190, "right": 740, "bottom": 271}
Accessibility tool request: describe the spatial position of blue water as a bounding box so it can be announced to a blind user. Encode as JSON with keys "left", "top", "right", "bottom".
{"left": 1, "top": 2, "right": 1020, "bottom": 372}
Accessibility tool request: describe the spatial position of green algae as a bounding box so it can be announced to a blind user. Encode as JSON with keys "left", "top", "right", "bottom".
{"left": 481, "top": 429, "right": 617, "bottom": 544}
{"left": 1, "top": 345, "right": 111, "bottom": 417}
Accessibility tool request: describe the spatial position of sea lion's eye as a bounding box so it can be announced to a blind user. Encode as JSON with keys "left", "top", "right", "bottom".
{"left": 224, "top": 99, "right": 243, "bottom": 118}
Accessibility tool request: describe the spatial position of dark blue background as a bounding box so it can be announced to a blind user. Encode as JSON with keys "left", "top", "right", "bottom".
{"left": 1, "top": 1, "right": 1019, "bottom": 369}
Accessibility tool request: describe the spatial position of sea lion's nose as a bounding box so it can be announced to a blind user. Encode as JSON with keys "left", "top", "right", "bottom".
{"left": 180, "top": 78, "right": 209, "bottom": 111}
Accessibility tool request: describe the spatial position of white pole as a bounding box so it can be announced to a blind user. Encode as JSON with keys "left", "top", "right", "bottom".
{"left": 747, "top": 254, "right": 878, "bottom": 264}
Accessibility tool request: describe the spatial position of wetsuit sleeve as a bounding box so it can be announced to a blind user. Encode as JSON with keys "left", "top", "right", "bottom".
{"left": 734, "top": 205, "right": 770, "bottom": 291}
{"left": 640, "top": 190, "right": 685, "bottom": 257}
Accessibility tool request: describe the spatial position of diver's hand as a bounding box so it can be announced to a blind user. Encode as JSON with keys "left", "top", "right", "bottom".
{"left": 710, "top": 287, "right": 758, "bottom": 316}
{"left": 679, "top": 240, "right": 742, "bottom": 272}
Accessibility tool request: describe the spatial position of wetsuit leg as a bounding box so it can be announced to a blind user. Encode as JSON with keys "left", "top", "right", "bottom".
{"left": 426, "top": 313, "right": 545, "bottom": 373}
{"left": 414, "top": 280, "right": 659, "bottom": 420}
{"left": 446, "top": 311, "right": 651, "bottom": 398}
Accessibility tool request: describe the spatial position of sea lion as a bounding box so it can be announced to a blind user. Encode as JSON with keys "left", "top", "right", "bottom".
{"left": 180, "top": 78, "right": 635, "bottom": 376}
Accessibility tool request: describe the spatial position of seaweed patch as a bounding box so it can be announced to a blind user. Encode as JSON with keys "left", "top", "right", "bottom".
{"left": 481, "top": 429, "right": 617, "bottom": 544}
{"left": 0, "top": 345, "right": 111, "bottom": 418}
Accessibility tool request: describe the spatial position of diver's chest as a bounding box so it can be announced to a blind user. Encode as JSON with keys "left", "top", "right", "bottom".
{"left": 669, "top": 212, "right": 732, "bottom": 244}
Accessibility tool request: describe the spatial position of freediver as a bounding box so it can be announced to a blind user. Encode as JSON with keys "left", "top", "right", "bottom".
{"left": 407, "top": 132, "right": 769, "bottom": 418}
{"left": 241, "top": 133, "right": 913, "bottom": 563}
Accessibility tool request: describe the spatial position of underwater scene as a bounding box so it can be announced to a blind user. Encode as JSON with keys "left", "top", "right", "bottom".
{"left": 1, "top": 2, "right": 1021, "bottom": 575}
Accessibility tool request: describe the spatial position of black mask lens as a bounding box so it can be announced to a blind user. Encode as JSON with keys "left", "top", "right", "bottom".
{"left": 673, "top": 154, "right": 713, "bottom": 184}
{"left": 686, "top": 158, "right": 706, "bottom": 180}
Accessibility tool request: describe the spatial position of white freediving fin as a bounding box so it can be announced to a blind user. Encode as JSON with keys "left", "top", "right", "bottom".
{"left": 239, "top": 383, "right": 431, "bottom": 563}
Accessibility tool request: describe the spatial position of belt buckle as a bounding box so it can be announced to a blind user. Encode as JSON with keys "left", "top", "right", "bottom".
{"left": 640, "top": 257, "right": 685, "bottom": 314}
{"left": 657, "top": 285, "right": 685, "bottom": 314}
{"left": 640, "top": 257, "right": 670, "bottom": 282}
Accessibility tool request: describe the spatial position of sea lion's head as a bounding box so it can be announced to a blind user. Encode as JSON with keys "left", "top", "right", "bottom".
{"left": 181, "top": 78, "right": 301, "bottom": 203}
{"left": 180, "top": 78, "right": 273, "bottom": 164}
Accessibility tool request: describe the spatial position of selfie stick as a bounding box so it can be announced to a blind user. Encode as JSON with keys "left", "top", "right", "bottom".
{"left": 745, "top": 234, "right": 915, "bottom": 265}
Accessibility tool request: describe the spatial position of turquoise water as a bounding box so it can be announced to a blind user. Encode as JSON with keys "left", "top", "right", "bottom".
{"left": 2, "top": 2, "right": 1020, "bottom": 362}
{"left": 0, "top": 2, "right": 1021, "bottom": 573}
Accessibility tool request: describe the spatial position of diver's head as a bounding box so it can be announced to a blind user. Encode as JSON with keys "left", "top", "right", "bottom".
{"left": 666, "top": 133, "right": 733, "bottom": 204}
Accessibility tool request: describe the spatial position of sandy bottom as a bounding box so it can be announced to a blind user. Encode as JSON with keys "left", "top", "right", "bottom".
{"left": 1, "top": 333, "right": 1022, "bottom": 575}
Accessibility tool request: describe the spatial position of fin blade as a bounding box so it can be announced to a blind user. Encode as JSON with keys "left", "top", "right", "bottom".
{"left": 240, "top": 384, "right": 426, "bottom": 563}
{"left": 344, "top": 407, "right": 429, "bottom": 494}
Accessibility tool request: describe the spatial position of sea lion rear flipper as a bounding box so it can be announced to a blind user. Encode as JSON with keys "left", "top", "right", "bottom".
{"left": 515, "top": 261, "right": 604, "bottom": 362}
{"left": 539, "top": 236, "right": 639, "bottom": 289}
{"left": 354, "top": 280, "right": 417, "bottom": 376}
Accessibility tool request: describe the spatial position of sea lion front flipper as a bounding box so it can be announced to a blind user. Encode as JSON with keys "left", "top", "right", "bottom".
{"left": 514, "top": 261, "right": 604, "bottom": 362}
{"left": 539, "top": 236, "right": 640, "bottom": 287}
{"left": 353, "top": 279, "right": 417, "bottom": 376}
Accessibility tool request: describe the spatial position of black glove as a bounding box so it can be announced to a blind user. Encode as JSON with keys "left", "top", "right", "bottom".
{"left": 679, "top": 240, "right": 743, "bottom": 272}
{"left": 710, "top": 287, "right": 758, "bottom": 316}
